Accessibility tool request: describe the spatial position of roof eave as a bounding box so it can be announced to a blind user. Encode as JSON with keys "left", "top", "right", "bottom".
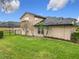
{"left": 20, "top": 12, "right": 46, "bottom": 20}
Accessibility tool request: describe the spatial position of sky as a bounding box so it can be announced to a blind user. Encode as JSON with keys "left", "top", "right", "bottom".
{"left": 0, "top": 0, "right": 79, "bottom": 22}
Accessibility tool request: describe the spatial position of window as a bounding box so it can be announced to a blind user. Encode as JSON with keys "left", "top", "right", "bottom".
{"left": 35, "top": 18, "right": 38, "bottom": 21}
{"left": 38, "top": 28, "right": 40, "bottom": 34}
{"left": 38, "top": 27, "right": 44, "bottom": 34}
{"left": 25, "top": 17, "right": 29, "bottom": 20}
{"left": 72, "top": 21, "right": 75, "bottom": 24}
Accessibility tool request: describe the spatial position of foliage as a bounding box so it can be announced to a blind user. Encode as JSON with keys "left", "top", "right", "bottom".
{"left": 0, "top": 31, "right": 4, "bottom": 39}
{"left": 21, "top": 21, "right": 34, "bottom": 36}
{"left": 76, "top": 27, "right": 79, "bottom": 32}
{"left": 71, "top": 32, "right": 79, "bottom": 42}
{"left": 37, "top": 21, "right": 45, "bottom": 25}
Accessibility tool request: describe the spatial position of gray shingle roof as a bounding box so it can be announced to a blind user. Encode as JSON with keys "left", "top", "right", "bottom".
{"left": 43, "top": 17, "right": 77, "bottom": 26}
{"left": 35, "top": 17, "right": 77, "bottom": 26}
{"left": 20, "top": 12, "right": 77, "bottom": 26}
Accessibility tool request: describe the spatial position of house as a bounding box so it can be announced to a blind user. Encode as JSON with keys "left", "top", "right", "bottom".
{"left": 20, "top": 12, "right": 77, "bottom": 40}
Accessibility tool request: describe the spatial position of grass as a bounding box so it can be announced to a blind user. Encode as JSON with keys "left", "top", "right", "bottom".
{"left": 0, "top": 35, "right": 79, "bottom": 59}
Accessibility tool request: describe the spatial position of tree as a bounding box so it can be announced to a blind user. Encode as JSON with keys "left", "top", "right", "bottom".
{"left": 37, "top": 21, "right": 50, "bottom": 37}
{"left": 21, "top": 20, "right": 34, "bottom": 36}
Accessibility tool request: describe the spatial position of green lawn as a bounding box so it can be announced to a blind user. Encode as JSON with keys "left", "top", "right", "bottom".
{"left": 0, "top": 35, "right": 79, "bottom": 59}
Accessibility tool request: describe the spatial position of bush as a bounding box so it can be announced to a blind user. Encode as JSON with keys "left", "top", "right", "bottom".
{"left": 71, "top": 32, "right": 79, "bottom": 43}
{"left": 0, "top": 31, "right": 4, "bottom": 39}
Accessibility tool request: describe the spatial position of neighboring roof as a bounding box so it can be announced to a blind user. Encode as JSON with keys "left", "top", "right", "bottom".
{"left": 20, "top": 12, "right": 46, "bottom": 19}
{"left": 35, "top": 17, "right": 77, "bottom": 26}
{"left": 0, "top": 22, "right": 20, "bottom": 28}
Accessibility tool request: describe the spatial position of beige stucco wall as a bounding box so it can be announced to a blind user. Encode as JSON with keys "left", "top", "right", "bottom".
{"left": 20, "top": 13, "right": 77, "bottom": 40}
{"left": 13, "top": 28, "right": 22, "bottom": 34}
{"left": 21, "top": 14, "right": 43, "bottom": 25}
{"left": 33, "top": 27, "right": 44, "bottom": 37}
{"left": 20, "top": 13, "right": 44, "bottom": 36}
{"left": 33, "top": 26, "right": 76, "bottom": 40}
{"left": 46, "top": 26, "right": 76, "bottom": 40}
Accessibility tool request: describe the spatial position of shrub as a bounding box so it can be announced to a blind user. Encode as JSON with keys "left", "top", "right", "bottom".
{"left": 0, "top": 31, "right": 4, "bottom": 39}
{"left": 71, "top": 32, "right": 79, "bottom": 43}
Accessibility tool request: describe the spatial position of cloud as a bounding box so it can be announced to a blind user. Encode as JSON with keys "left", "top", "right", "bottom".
{"left": 0, "top": 0, "right": 20, "bottom": 13}
{"left": 47, "top": 0, "right": 75, "bottom": 11}
{"left": 77, "top": 16, "right": 79, "bottom": 22}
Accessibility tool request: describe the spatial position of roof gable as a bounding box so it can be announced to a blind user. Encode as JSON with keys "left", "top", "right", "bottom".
{"left": 20, "top": 12, "right": 46, "bottom": 19}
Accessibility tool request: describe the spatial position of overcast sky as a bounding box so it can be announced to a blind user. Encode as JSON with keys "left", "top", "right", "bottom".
{"left": 0, "top": 0, "right": 79, "bottom": 21}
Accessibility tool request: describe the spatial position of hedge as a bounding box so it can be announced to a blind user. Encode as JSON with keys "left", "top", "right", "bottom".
{"left": 0, "top": 31, "right": 4, "bottom": 39}
{"left": 71, "top": 32, "right": 79, "bottom": 42}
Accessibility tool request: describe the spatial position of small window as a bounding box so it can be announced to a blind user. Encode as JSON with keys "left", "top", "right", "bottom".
{"left": 35, "top": 18, "right": 38, "bottom": 21}
{"left": 38, "top": 27, "right": 44, "bottom": 34}
{"left": 25, "top": 17, "right": 29, "bottom": 20}
{"left": 38, "top": 28, "right": 40, "bottom": 34}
